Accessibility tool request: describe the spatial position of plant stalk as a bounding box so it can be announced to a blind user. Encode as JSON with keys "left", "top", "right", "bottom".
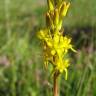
{"left": 53, "top": 72, "right": 59, "bottom": 96}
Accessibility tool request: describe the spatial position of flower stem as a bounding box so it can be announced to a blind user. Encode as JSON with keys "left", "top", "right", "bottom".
{"left": 53, "top": 72, "right": 59, "bottom": 96}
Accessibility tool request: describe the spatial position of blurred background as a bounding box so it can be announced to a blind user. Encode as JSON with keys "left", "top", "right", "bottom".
{"left": 0, "top": 0, "right": 95, "bottom": 96}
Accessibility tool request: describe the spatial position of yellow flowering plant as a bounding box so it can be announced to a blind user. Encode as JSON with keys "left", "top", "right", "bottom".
{"left": 37, "top": 0, "right": 76, "bottom": 96}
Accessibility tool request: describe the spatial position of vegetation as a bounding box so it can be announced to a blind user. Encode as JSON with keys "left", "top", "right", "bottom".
{"left": 0, "top": 0, "right": 95, "bottom": 96}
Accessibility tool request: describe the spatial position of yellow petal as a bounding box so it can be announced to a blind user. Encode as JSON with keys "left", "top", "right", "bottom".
{"left": 37, "top": 30, "right": 45, "bottom": 39}
{"left": 46, "top": 40, "right": 52, "bottom": 47}
{"left": 51, "top": 50, "right": 56, "bottom": 55}
{"left": 64, "top": 68, "right": 68, "bottom": 80}
{"left": 71, "top": 47, "right": 77, "bottom": 53}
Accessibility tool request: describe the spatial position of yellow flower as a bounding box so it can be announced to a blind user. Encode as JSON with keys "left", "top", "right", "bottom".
{"left": 56, "top": 59, "right": 69, "bottom": 80}
{"left": 37, "top": 0, "right": 76, "bottom": 80}
{"left": 52, "top": 57, "right": 70, "bottom": 80}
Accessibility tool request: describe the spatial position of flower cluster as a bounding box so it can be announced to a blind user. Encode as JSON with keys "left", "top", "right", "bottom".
{"left": 38, "top": 0, "right": 76, "bottom": 80}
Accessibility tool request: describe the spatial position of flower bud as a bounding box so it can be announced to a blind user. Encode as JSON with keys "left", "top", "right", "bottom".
{"left": 59, "top": 2, "right": 70, "bottom": 17}
{"left": 57, "top": 19, "right": 62, "bottom": 30}
{"left": 47, "top": 0, "right": 54, "bottom": 11}
{"left": 53, "top": 9, "right": 59, "bottom": 27}
{"left": 46, "top": 12, "right": 52, "bottom": 27}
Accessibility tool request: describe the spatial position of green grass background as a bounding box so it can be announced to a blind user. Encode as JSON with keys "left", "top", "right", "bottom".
{"left": 0, "top": 0, "right": 96, "bottom": 96}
